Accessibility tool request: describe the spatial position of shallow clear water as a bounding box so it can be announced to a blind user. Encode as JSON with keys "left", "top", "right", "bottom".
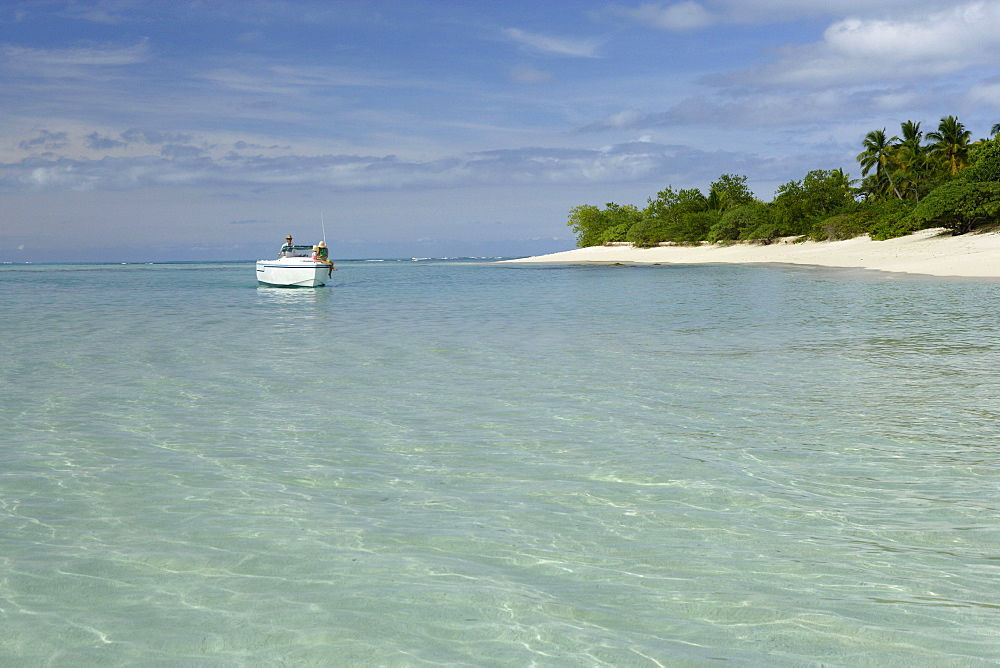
{"left": 2, "top": 260, "right": 999, "bottom": 665}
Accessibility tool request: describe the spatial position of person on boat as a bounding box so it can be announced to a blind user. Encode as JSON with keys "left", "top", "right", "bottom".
{"left": 312, "top": 240, "right": 335, "bottom": 276}
{"left": 281, "top": 234, "right": 294, "bottom": 257}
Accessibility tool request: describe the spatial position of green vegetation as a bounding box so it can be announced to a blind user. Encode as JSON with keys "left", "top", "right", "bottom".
{"left": 568, "top": 116, "right": 1000, "bottom": 248}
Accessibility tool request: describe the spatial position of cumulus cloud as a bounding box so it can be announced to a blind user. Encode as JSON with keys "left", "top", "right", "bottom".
{"left": 502, "top": 28, "right": 601, "bottom": 57}
{"left": 826, "top": 3, "right": 998, "bottom": 63}
{"left": 588, "top": 0, "right": 1000, "bottom": 145}
{"left": 727, "top": 1, "right": 1000, "bottom": 87}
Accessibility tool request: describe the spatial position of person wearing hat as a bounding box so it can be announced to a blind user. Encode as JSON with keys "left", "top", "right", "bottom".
{"left": 312, "top": 240, "right": 335, "bottom": 276}
{"left": 281, "top": 234, "right": 294, "bottom": 257}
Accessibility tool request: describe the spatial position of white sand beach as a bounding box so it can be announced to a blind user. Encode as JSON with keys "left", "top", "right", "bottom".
{"left": 505, "top": 228, "right": 1000, "bottom": 278}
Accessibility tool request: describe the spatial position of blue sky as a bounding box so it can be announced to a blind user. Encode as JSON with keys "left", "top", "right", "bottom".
{"left": 2, "top": 0, "right": 999, "bottom": 261}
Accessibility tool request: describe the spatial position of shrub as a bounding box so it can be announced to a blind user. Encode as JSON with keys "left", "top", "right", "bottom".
{"left": 870, "top": 216, "right": 922, "bottom": 240}
{"left": 709, "top": 202, "right": 771, "bottom": 242}
{"left": 770, "top": 169, "right": 856, "bottom": 237}
{"left": 810, "top": 200, "right": 920, "bottom": 241}
{"left": 910, "top": 181, "right": 1000, "bottom": 234}
{"left": 812, "top": 212, "right": 868, "bottom": 240}
{"left": 567, "top": 203, "right": 643, "bottom": 247}
{"left": 962, "top": 138, "right": 1000, "bottom": 183}
{"left": 625, "top": 217, "right": 673, "bottom": 247}
{"left": 664, "top": 211, "right": 719, "bottom": 243}
{"left": 865, "top": 199, "right": 920, "bottom": 240}
{"left": 598, "top": 222, "right": 631, "bottom": 244}
{"left": 736, "top": 203, "right": 784, "bottom": 241}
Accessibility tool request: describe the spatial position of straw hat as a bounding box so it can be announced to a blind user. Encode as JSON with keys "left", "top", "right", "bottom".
{"left": 318, "top": 241, "right": 327, "bottom": 248}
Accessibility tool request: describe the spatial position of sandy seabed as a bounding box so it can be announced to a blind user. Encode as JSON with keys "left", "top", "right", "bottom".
{"left": 504, "top": 228, "right": 1000, "bottom": 278}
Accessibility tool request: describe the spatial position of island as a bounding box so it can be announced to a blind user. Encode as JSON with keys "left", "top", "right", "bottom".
{"left": 508, "top": 116, "right": 1000, "bottom": 278}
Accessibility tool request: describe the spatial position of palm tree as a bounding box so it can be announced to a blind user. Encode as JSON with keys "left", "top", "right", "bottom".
{"left": 830, "top": 168, "right": 858, "bottom": 199}
{"left": 893, "top": 147, "right": 934, "bottom": 201}
{"left": 893, "top": 120, "right": 931, "bottom": 201}
{"left": 991, "top": 123, "right": 1000, "bottom": 137}
{"left": 898, "top": 120, "right": 922, "bottom": 149}
{"left": 927, "top": 115, "right": 972, "bottom": 176}
{"left": 857, "top": 129, "right": 900, "bottom": 199}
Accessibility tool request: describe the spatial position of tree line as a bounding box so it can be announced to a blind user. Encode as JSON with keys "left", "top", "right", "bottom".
{"left": 568, "top": 117, "right": 1000, "bottom": 248}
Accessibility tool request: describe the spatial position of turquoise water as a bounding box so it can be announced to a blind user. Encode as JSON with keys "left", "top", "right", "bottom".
{"left": 2, "top": 260, "right": 999, "bottom": 665}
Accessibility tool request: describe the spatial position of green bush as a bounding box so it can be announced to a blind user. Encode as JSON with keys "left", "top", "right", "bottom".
{"left": 664, "top": 211, "right": 719, "bottom": 243}
{"left": 598, "top": 222, "right": 630, "bottom": 244}
{"left": 910, "top": 181, "right": 1000, "bottom": 234}
{"left": 707, "top": 203, "right": 764, "bottom": 241}
{"left": 870, "top": 216, "right": 922, "bottom": 240}
{"left": 866, "top": 199, "right": 920, "bottom": 240}
{"left": 962, "top": 138, "right": 1000, "bottom": 183}
{"left": 708, "top": 212, "right": 741, "bottom": 242}
{"left": 625, "top": 217, "right": 673, "bottom": 247}
{"left": 737, "top": 204, "right": 785, "bottom": 241}
{"left": 809, "top": 200, "right": 920, "bottom": 241}
{"left": 811, "top": 212, "right": 868, "bottom": 240}
{"left": 567, "top": 203, "right": 643, "bottom": 247}
{"left": 770, "top": 169, "right": 856, "bottom": 237}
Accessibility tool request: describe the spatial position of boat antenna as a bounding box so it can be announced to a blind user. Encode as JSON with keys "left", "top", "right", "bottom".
{"left": 320, "top": 213, "right": 327, "bottom": 244}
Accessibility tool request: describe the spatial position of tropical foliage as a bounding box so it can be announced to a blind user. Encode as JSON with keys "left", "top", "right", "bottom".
{"left": 910, "top": 181, "right": 1000, "bottom": 235}
{"left": 568, "top": 116, "right": 1000, "bottom": 247}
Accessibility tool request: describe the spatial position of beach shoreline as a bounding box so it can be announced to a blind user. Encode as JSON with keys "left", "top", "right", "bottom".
{"left": 502, "top": 228, "right": 1000, "bottom": 278}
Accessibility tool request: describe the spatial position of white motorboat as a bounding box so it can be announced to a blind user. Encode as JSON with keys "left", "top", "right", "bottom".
{"left": 256, "top": 245, "right": 331, "bottom": 287}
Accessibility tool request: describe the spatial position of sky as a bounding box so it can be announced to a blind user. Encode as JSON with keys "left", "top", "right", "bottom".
{"left": 2, "top": 0, "right": 1000, "bottom": 261}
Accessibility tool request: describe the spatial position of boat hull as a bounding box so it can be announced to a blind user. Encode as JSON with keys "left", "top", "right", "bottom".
{"left": 256, "top": 259, "right": 328, "bottom": 287}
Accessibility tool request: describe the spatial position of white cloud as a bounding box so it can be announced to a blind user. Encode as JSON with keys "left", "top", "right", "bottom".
{"left": 620, "top": 1, "right": 715, "bottom": 31}
{"left": 731, "top": 1, "right": 1000, "bottom": 87}
{"left": 583, "top": 109, "right": 644, "bottom": 130}
{"left": 582, "top": 87, "right": 946, "bottom": 131}
{"left": 0, "top": 140, "right": 746, "bottom": 193}
{"left": 967, "top": 79, "right": 1000, "bottom": 107}
{"left": 502, "top": 28, "right": 601, "bottom": 58}
{"left": 870, "top": 89, "right": 926, "bottom": 112}
{"left": 709, "top": 0, "right": 971, "bottom": 25}
{"left": 824, "top": 3, "right": 998, "bottom": 63}
{"left": 613, "top": 0, "right": 985, "bottom": 29}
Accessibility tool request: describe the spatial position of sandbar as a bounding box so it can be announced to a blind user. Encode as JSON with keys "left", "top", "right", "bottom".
{"left": 504, "top": 228, "right": 1000, "bottom": 278}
